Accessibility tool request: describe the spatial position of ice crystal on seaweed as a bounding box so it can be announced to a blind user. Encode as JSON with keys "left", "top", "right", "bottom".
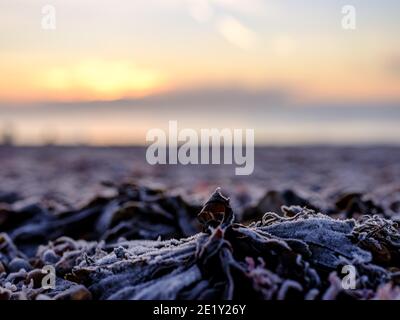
{"left": 1, "top": 186, "right": 400, "bottom": 300}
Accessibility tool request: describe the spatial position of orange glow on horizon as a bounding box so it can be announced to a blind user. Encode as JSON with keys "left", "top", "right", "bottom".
{"left": 0, "top": 60, "right": 168, "bottom": 103}
{"left": 0, "top": 55, "right": 399, "bottom": 104}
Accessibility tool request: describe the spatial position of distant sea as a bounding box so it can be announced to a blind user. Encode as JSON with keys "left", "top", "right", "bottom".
{"left": 1, "top": 102, "right": 400, "bottom": 145}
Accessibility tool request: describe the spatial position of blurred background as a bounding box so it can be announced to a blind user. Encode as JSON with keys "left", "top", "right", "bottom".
{"left": 0, "top": 0, "right": 399, "bottom": 146}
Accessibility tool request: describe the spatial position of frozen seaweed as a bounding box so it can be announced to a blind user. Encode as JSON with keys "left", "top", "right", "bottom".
{"left": 1, "top": 186, "right": 400, "bottom": 300}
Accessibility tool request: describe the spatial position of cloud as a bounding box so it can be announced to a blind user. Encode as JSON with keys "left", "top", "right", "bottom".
{"left": 188, "top": 0, "right": 214, "bottom": 23}
{"left": 214, "top": 0, "right": 267, "bottom": 16}
{"left": 186, "top": 0, "right": 259, "bottom": 50}
{"left": 216, "top": 15, "right": 257, "bottom": 49}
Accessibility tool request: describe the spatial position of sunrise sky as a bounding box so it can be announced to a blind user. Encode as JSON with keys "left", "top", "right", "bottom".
{"left": 0, "top": 0, "right": 399, "bottom": 144}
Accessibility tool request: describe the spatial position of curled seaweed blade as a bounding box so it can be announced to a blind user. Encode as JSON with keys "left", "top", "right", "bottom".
{"left": 197, "top": 188, "right": 234, "bottom": 230}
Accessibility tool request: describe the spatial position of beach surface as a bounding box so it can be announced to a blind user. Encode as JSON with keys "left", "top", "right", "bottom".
{"left": 1, "top": 146, "right": 400, "bottom": 300}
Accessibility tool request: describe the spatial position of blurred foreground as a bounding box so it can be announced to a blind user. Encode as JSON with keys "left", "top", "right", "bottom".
{"left": 1, "top": 146, "right": 400, "bottom": 300}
